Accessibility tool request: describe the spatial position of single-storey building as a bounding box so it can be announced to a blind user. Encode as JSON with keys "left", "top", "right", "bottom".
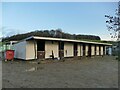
{"left": 13, "top": 36, "right": 112, "bottom": 60}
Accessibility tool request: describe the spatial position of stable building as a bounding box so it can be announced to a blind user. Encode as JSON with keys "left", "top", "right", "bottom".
{"left": 13, "top": 36, "right": 112, "bottom": 60}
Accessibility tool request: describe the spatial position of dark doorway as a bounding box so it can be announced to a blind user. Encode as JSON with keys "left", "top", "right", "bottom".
{"left": 88, "top": 44, "right": 91, "bottom": 57}
{"left": 59, "top": 42, "right": 64, "bottom": 59}
{"left": 95, "top": 45, "right": 96, "bottom": 55}
{"left": 83, "top": 44, "right": 86, "bottom": 56}
{"left": 74, "top": 43, "right": 78, "bottom": 56}
{"left": 37, "top": 40, "right": 45, "bottom": 59}
{"left": 99, "top": 45, "right": 101, "bottom": 55}
{"left": 103, "top": 46, "right": 105, "bottom": 55}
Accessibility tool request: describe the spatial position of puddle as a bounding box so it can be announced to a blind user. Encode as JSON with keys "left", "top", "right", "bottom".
{"left": 25, "top": 66, "right": 44, "bottom": 72}
{"left": 25, "top": 67, "right": 37, "bottom": 72}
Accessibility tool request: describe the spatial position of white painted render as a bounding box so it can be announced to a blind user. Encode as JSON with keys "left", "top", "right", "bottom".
{"left": 13, "top": 36, "right": 111, "bottom": 60}
{"left": 96, "top": 45, "right": 99, "bottom": 55}
{"left": 77, "top": 44, "right": 81, "bottom": 56}
{"left": 26, "top": 40, "right": 37, "bottom": 60}
{"left": 64, "top": 42, "right": 73, "bottom": 57}
{"left": 101, "top": 46, "right": 103, "bottom": 55}
{"left": 13, "top": 41, "right": 26, "bottom": 60}
{"left": 91, "top": 45, "right": 95, "bottom": 55}
{"left": 85, "top": 45, "right": 89, "bottom": 56}
{"left": 80, "top": 44, "right": 83, "bottom": 56}
{"left": 45, "top": 41, "right": 58, "bottom": 58}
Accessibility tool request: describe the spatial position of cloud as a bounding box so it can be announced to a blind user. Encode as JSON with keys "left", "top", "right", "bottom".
{"left": 0, "top": 26, "right": 20, "bottom": 37}
{"left": 100, "top": 34, "right": 117, "bottom": 41}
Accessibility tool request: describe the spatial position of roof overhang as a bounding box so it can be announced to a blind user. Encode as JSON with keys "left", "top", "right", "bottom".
{"left": 24, "top": 36, "right": 112, "bottom": 46}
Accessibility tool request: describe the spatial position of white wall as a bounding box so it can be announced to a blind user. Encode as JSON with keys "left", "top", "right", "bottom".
{"left": 85, "top": 45, "right": 89, "bottom": 56}
{"left": 96, "top": 45, "right": 99, "bottom": 55}
{"left": 80, "top": 44, "right": 83, "bottom": 56}
{"left": 91, "top": 45, "right": 95, "bottom": 55}
{"left": 101, "top": 46, "right": 103, "bottom": 55}
{"left": 26, "top": 40, "right": 37, "bottom": 60}
{"left": 45, "top": 41, "right": 58, "bottom": 58}
{"left": 64, "top": 42, "right": 73, "bottom": 57}
{"left": 77, "top": 44, "right": 80, "bottom": 56}
{"left": 14, "top": 39, "right": 109, "bottom": 60}
{"left": 13, "top": 41, "right": 26, "bottom": 60}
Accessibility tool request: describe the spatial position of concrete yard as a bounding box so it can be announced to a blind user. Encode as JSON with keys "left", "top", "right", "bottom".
{"left": 2, "top": 56, "right": 118, "bottom": 88}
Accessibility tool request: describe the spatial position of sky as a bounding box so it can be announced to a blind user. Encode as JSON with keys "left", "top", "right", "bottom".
{"left": 2, "top": 2, "right": 118, "bottom": 40}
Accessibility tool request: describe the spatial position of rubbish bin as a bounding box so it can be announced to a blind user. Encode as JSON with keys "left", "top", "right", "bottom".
{"left": 5, "top": 50, "right": 14, "bottom": 61}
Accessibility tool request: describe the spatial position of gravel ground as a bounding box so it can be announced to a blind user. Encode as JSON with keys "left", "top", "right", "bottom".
{"left": 2, "top": 56, "right": 118, "bottom": 88}
{"left": 0, "top": 61, "right": 2, "bottom": 89}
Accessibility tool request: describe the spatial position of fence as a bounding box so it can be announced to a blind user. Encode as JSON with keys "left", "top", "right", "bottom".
{"left": 0, "top": 44, "right": 14, "bottom": 59}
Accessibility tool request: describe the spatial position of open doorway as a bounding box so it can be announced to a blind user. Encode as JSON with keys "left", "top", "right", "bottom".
{"left": 74, "top": 43, "right": 78, "bottom": 56}
{"left": 59, "top": 41, "right": 64, "bottom": 59}
{"left": 103, "top": 45, "right": 105, "bottom": 55}
{"left": 99, "top": 45, "right": 101, "bottom": 55}
{"left": 88, "top": 44, "right": 91, "bottom": 57}
{"left": 95, "top": 45, "right": 96, "bottom": 55}
{"left": 37, "top": 40, "right": 45, "bottom": 59}
{"left": 83, "top": 44, "right": 86, "bottom": 56}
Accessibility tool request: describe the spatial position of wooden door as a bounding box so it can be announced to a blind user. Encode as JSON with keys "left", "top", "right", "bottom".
{"left": 59, "top": 42, "right": 64, "bottom": 59}
{"left": 37, "top": 51, "right": 45, "bottom": 59}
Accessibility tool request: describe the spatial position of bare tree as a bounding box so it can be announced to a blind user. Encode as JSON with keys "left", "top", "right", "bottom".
{"left": 105, "top": 1, "right": 120, "bottom": 40}
{"left": 105, "top": 1, "right": 120, "bottom": 60}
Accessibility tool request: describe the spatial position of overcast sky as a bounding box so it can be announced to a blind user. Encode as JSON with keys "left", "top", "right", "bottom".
{"left": 2, "top": 2, "right": 118, "bottom": 40}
